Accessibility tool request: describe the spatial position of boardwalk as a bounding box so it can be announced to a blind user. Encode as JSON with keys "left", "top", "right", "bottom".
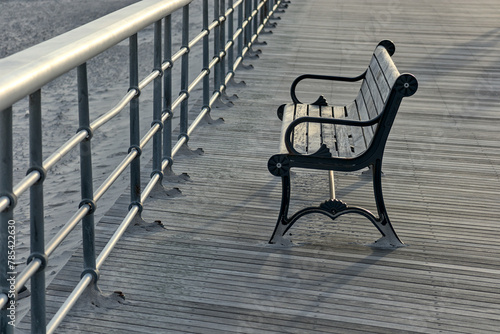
{"left": 21, "top": 0, "right": 500, "bottom": 333}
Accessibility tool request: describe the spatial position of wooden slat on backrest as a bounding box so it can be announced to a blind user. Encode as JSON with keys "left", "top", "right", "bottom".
{"left": 367, "top": 47, "right": 399, "bottom": 117}
{"left": 352, "top": 89, "right": 374, "bottom": 150}
{"left": 362, "top": 70, "right": 380, "bottom": 140}
{"left": 364, "top": 66, "right": 389, "bottom": 118}
{"left": 372, "top": 46, "right": 400, "bottom": 100}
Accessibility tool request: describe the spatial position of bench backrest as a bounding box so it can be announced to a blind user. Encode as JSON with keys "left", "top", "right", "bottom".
{"left": 346, "top": 43, "right": 401, "bottom": 154}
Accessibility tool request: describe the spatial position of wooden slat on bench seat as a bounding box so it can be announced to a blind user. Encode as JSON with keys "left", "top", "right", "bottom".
{"left": 318, "top": 106, "right": 349, "bottom": 158}
{"left": 293, "top": 104, "right": 308, "bottom": 154}
{"left": 280, "top": 104, "right": 355, "bottom": 158}
{"left": 320, "top": 106, "right": 336, "bottom": 155}
{"left": 308, "top": 105, "right": 322, "bottom": 154}
{"left": 333, "top": 106, "right": 353, "bottom": 158}
{"left": 279, "top": 103, "right": 295, "bottom": 154}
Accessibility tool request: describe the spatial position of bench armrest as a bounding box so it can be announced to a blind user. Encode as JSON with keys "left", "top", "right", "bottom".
{"left": 284, "top": 115, "right": 381, "bottom": 155}
{"left": 290, "top": 72, "right": 366, "bottom": 104}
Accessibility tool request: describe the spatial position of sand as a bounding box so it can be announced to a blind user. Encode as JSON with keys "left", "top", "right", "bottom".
{"left": 1, "top": 0, "right": 142, "bottom": 58}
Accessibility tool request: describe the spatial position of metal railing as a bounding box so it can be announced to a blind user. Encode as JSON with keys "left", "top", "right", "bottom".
{"left": 0, "top": 0, "right": 284, "bottom": 332}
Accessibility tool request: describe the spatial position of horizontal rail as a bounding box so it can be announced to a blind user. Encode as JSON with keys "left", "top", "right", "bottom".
{"left": 90, "top": 90, "right": 137, "bottom": 130}
{"left": 93, "top": 152, "right": 138, "bottom": 203}
{"left": 12, "top": 205, "right": 91, "bottom": 296}
{"left": 45, "top": 274, "right": 93, "bottom": 334}
{"left": 0, "top": 130, "right": 88, "bottom": 213}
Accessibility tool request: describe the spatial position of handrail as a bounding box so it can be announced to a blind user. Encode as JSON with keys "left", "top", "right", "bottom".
{"left": 0, "top": 0, "right": 284, "bottom": 333}
{"left": 0, "top": 0, "right": 191, "bottom": 113}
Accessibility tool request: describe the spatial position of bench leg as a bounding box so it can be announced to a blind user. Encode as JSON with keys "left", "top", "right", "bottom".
{"left": 328, "top": 170, "right": 335, "bottom": 200}
{"left": 269, "top": 175, "right": 292, "bottom": 244}
{"left": 371, "top": 160, "right": 404, "bottom": 247}
{"left": 268, "top": 159, "right": 404, "bottom": 247}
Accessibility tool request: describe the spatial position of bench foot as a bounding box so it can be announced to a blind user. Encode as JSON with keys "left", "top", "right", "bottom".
{"left": 372, "top": 234, "right": 405, "bottom": 248}
{"left": 367, "top": 214, "right": 404, "bottom": 248}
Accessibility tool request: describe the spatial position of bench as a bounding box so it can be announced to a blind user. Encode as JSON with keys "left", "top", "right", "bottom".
{"left": 267, "top": 40, "right": 418, "bottom": 247}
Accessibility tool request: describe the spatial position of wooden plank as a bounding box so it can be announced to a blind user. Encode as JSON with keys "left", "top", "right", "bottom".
{"left": 369, "top": 47, "right": 397, "bottom": 106}
{"left": 361, "top": 74, "right": 378, "bottom": 120}
{"left": 373, "top": 46, "right": 400, "bottom": 92}
{"left": 345, "top": 101, "right": 367, "bottom": 155}
{"left": 353, "top": 87, "right": 375, "bottom": 150}
{"left": 362, "top": 70, "right": 380, "bottom": 138}
{"left": 307, "top": 104, "right": 322, "bottom": 154}
{"left": 292, "top": 103, "right": 308, "bottom": 154}
{"left": 364, "top": 64, "right": 385, "bottom": 116}
{"left": 279, "top": 103, "right": 295, "bottom": 154}
{"left": 320, "top": 105, "right": 337, "bottom": 155}
{"left": 333, "top": 106, "right": 353, "bottom": 157}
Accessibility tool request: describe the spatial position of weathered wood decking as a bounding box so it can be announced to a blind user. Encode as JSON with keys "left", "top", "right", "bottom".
{"left": 22, "top": 0, "right": 500, "bottom": 332}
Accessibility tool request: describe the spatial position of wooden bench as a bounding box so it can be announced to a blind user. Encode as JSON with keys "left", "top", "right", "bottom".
{"left": 267, "top": 40, "right": 418, "bottom": 247}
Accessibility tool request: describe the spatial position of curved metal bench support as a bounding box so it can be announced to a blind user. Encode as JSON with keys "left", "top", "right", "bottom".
{"left": 268, "top": 161, "right": 404, "bottom": 247}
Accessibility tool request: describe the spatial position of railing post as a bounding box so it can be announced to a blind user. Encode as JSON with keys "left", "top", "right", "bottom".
{"left": 0, "top": 107, "right": 14, "bottom": 334}
{"left": 227, "top": 0, "right": 235, "bottom": 76}
{"left": 238, "top": 0, "right": 244, "bottom": 58}
{"left": 129, "top": 34, "right": 141, "bottom": 208}
{"left": 262, "top": 0, "right": 266, "bottom": 23}
{"left": 180, "top": 5, "right": 190, "bottom": 141}
{"left": 163, "top": 14, "right": 173, "bottom": 170}
{"left": 245, "top": 0, "right": 252, "bottom": 47}
{"left": 213, "top": 0, "right": 221, "bottom": 95}
{"left": 203, "top": 0, "right": 210, "bottom": 110}
{"left": 77, "top": 63, "right": 98, "bottom": 287}
{"left": 153, "top": 20, "right": 163, "bottom": 180}
{"left": 253, "top": 0, "right": 258, "bottom": 35}
{"left": 220, "top": 0, "right": 227, "bottom": 92}
{"left": 263, "top": 0, "right": 269, "bottom": 26}
{"left": 29, "top": 89, "right": 47, "bottom": 333}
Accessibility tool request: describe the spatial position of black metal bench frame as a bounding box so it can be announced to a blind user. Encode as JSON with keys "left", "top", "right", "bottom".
{"left": 267, "top": 40, "right": 418, "bottom": 247}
